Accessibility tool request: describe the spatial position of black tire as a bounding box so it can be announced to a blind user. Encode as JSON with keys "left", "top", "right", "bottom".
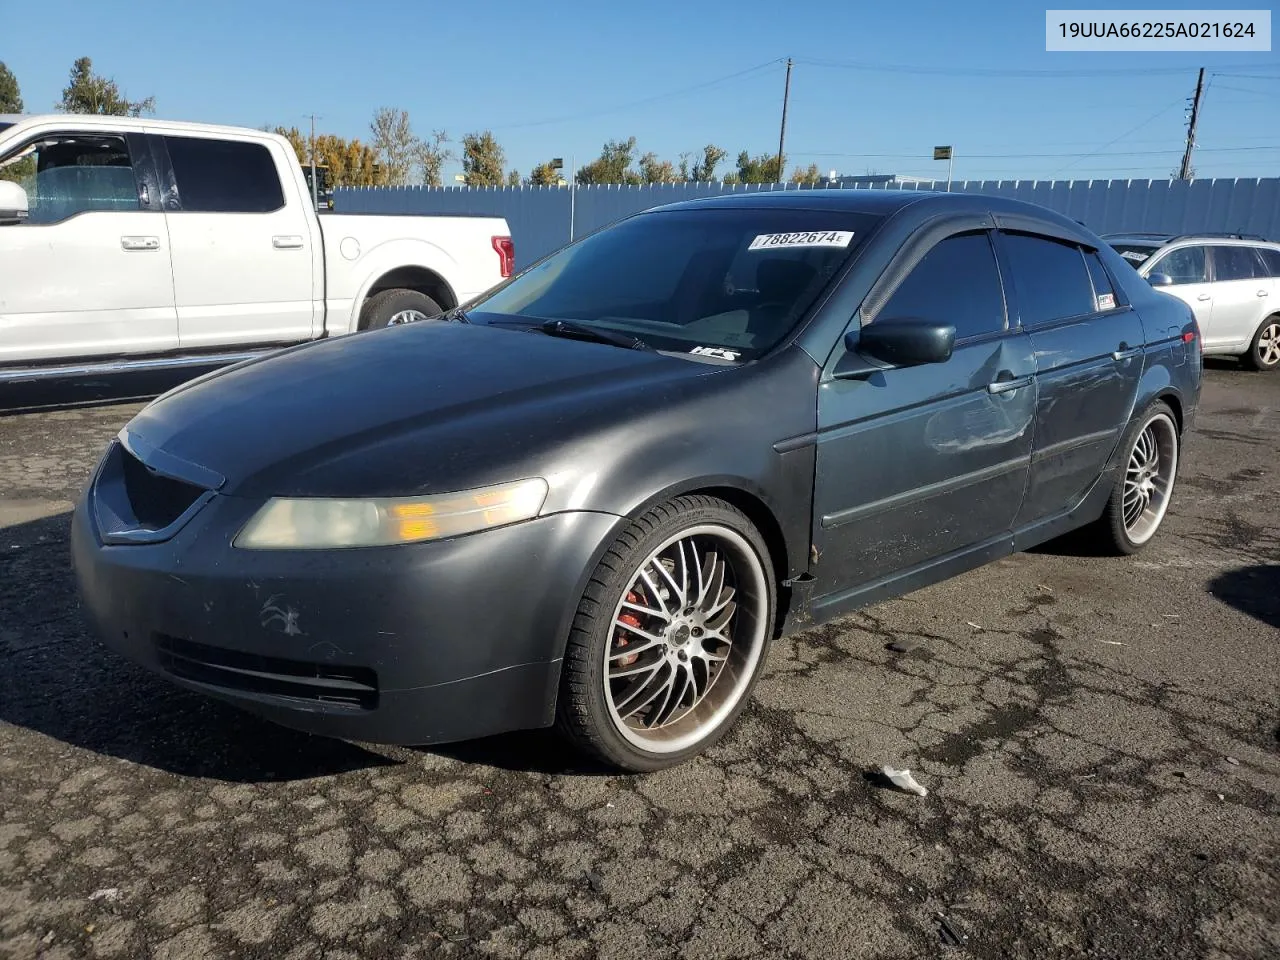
{"left": 555, "top": 495, "right": 777, "bottom": 773}
{"left": 359, "top": 289, "right": 443, "bottom": 331}
{"left": 1085, "top": 399, "right": 1181, "bottom": 556}
{"left": 1241, "top": 315, "right": 1280, "bottom": 372}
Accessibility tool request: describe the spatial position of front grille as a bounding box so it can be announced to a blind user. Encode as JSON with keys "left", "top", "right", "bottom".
{"left": 154, "top": 635, "right": 379, "bottom": 710}
{"left": 121, "top": 447, "right": 204, "bottom": 529}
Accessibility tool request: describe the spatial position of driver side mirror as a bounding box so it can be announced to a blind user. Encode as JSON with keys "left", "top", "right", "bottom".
{"left": 0, "top": 180, "right": 29, "bottom": 225}
{"left": 833, "top": 317, "right": 956, "bottom": 379}
{"left": 1148, "top": 272, "right": 1174, "bottom": 287}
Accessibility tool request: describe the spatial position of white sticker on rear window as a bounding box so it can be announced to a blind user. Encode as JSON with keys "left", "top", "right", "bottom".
{"left": 1121, "top": 250, "right": 1149, "bottom": 262}
{"left": 748, "top": 230, "right": 854, "bottom": 251}
{"left": 689, "top": 345, "right": 742, "bottom": 361}
{"left": 1097, "top": 293, "right": 1116, "bottom": 310}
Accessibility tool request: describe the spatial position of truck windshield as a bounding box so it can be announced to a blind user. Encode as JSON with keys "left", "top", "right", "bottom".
{"left": 466, "top": 207, "right": 884, "bottom": 362}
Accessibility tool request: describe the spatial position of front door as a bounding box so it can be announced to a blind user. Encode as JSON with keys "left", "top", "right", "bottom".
{"left": 1000, "top": 231, "right": 1147, "bottom": 528}
{"left": 156, "top": 133, "right": 317, "bottom": 350}
{"left": 1147, "top": 244, "right": 1214, "bottom": 342}
{"left": 811, "top": 227, "right": 1035, "bottom": 616}
{"left": 0, "top": 130, "right": 177, "bottom": 364}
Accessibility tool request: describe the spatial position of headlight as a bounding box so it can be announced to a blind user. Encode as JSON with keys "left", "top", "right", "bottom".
{"left": 233, "top": 478, "right": 549, "bottom": 550}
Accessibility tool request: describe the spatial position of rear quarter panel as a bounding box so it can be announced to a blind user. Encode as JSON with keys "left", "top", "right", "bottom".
{"left": 319, "top": 216, "right": 510, "bottom": 334}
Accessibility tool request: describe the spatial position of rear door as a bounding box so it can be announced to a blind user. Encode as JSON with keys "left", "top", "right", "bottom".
{"left": 155, "top": 132, "right": 318, "bottom": 349}
{"left": 1206, "top": 245, "right": 1273, "bottom": 351}
{"left": 1002, "top": 230, "right": 1146, "bottom": 529}
{"left": 0, "top": 129, "right": 176, "bottom": 364}
{"left": 810, "top": 223, "right": 1036, "bottom": 612}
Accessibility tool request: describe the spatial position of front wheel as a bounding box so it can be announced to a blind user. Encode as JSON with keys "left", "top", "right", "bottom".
{"left": 1088, "top": 401, "right": 1181, "bottom": 555}
{"left": 1241, "top": 315, "right": 1280, "bottom": 371}
{"left": 555, "top": 495, "right": 776, "bottom": 772}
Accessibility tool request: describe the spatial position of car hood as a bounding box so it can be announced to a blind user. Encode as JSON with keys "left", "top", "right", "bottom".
{"left": 121, "top": 321, "right": 720, "bottom": 498}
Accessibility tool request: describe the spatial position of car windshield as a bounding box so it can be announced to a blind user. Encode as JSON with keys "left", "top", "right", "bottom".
{"left": 466, "top": 207, "right": 884, "bottom": 362}
{"left": 1108, "top": 242, "right": 1160, "bottom": 266}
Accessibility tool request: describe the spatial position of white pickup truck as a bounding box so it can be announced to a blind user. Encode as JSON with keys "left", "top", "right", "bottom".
{"left": 0, "top": 114, "right": 512, "bottom": 383}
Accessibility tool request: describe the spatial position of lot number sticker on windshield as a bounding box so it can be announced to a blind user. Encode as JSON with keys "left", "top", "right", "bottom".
{"left": 748, "top": 231, "right": 854, "bottom": 251}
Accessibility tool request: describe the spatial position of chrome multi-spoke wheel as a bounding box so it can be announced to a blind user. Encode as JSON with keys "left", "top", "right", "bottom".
{"left": 387, "top": 309, "right": 430, "bottom": 326}
{"left": 1090, "top": 400, "right": 1181, "bottom": 555}
{"left": 1122, "top": 413, "right": 1178, "bottom": 545}
{"left": 556, "top": 496, "right": 775, "bottom": 771}
{"left": 604, "top": 525, "right": 768, "bottom": 754}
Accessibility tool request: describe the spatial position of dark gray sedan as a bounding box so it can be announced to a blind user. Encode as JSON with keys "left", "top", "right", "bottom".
{"left": 71, "top": 190, "right": 1202, "bottom": 772}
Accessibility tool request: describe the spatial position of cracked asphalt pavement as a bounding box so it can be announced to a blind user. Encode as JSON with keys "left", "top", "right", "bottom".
{"left": 1, "top": 365, "right": 1277, "bottom": 960}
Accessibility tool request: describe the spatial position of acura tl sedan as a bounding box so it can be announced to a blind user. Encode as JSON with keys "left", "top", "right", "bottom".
{"left": 72, "top": 190, "right": 1202, "bottom": 772}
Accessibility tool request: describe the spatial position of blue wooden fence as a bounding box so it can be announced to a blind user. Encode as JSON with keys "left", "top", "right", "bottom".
{"left": 335, "top": 178, "right": 1280, "bottom": 271}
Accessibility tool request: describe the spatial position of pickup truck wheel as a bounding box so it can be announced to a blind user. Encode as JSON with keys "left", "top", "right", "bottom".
{"left": 360, "top": 289, "right": 443, "bottom": 331}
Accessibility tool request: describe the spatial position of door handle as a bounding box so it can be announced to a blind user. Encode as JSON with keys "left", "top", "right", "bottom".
{"left": 987, "top": 373, "right": 1033, "bottom": 395}
{"left": 1258, "top": 290, "right": 1270, "bottom": 298}
{"left": 1197, "top": 293, "right": 1212, "bottom": 302}
{"left": 1112, "top": 344, "right": 1141, "bottom": 361}
{"left": 120, "top": 236, "right": 160, "bottom": 251}
{"left": 272, "top": 235, "right": 304, "bottom": 249}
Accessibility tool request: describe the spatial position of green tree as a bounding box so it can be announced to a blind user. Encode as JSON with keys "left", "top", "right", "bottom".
{"left": 416, "top": 130, "right": 452, "bottom": 187}
{"left": 506, "top": 169, "right": 521, "bottom": 186}
{"left": 690, "top": 144, "right": 727, "bottom": 182}
{"left": 576, "top": 137, "right": 642, "bottom": 185}
{"left": 732, "top": 150, "right": 784, "bottom": 184}
{"left": 529, "top": 161, "right": 562, "bottom": 185}
{"left": 0, "top": 62, "right": 22, "bottom": 113}
{"left": 370, "top": 107, "right": 419, "bottom": 186}
{"left": 461, "top": 130, "right": 506, "bottom": 186}
{"left": 789, "top": 163, "right": 822, "bottom": 185}
{"left": 639, "top": 151, "right": 678, "bottom": 184}
{"left": 59, "top": 57, "right": 154, "bottom": 116}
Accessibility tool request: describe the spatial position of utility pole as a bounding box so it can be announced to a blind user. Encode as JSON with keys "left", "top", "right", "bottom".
{"left": 1178, "top": 68, "right": 1205, "bottom": 181}
{"left": 776, "top": 58, "right": 793, "bottom": 184}
{"left": 305, "top": 113, "right": 321, "bottom": 210}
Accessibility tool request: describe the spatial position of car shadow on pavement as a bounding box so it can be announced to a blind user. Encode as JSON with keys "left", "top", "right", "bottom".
{"left": 0, "top": 512, "right": 398, "bottom": 783}
{"left": 422, "top": 730, "right": 616, "bottom": 776}
{"left": 1209, "top": 564, "right": 1280, "bottom": 629}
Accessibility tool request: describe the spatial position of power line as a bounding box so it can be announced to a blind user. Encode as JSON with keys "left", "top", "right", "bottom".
{"left": 792, "top": 56, "right": 1253, "bottom": 78}
{"left": 1049, "top": 98, "right": 1186, "bottom": 178}
{"left": 472, "top": 59, "right": 784, "bottom": 132}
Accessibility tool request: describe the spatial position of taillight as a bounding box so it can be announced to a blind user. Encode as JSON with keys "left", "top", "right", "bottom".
{"left": 492, "top": 236, "right": 514, "bottom": 278}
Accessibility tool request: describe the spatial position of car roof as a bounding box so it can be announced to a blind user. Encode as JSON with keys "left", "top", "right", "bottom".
{"left": 0, "top": 113, "right": 288, "bottom": 142}
{"left": 1104, "top": 231, "right": 1275, "bottom": 246}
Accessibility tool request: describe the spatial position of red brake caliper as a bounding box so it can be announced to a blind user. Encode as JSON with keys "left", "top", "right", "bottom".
{"left": 614, "top": 590, "right": 644, "bottom": 667}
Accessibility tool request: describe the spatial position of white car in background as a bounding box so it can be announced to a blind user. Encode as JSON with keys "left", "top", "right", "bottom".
{"left": 1105, "top": 231, "right": 1280, "bottom": 371}
{"left": 0, "top": 115, "right": 513, "bottom": 383}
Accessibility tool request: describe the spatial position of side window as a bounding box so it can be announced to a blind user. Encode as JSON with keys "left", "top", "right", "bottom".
{"left": 1256, "top": 247, "right": 1280, "bottom": 278}
{"left": 1083, "top": 250, "right": 1118, "bottom": 310}
{"left": 1212, "top": 245, "right": 1266, "bottom": 282}
{"left": 163, "top": 136, "right": 285, "bottom": 213}
{"left": 876, "top": 231, "right": 1006, "bottom": 340}
{"left": 0, "top": 134, "right": 140, "bottom": 224}
{"left": 1152, "top": 246, "right": 1207, "bottom": 285}
{"left": 1000, "top": 232, "right": 1097, "bottom": 326}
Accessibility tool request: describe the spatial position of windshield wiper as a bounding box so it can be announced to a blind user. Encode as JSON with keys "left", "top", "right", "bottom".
{"left": 534, "top": 319, "right": 654, "bottom": 352}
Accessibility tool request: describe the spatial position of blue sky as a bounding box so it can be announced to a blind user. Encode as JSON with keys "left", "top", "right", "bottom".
{"left": 4, "top": 0, "right": 1278, "bottom": 181}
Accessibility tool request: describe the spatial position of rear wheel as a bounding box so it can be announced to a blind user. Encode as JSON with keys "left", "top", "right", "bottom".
{"left": 1087, "top": 400, "right": 1180, "bottom": 555}
{"left": 555, "top": 495, "right": 776, "bottom": 772}
{"left": 359, "top": 289, "right": 443, "bottom": 331}
{"left": 1241, "top": 315, "right": 1280, "bottom": 371}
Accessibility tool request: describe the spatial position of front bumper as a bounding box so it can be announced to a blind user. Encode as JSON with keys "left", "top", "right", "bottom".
{"left": 70, "top": 481, "right": 622, "bottom": 746}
